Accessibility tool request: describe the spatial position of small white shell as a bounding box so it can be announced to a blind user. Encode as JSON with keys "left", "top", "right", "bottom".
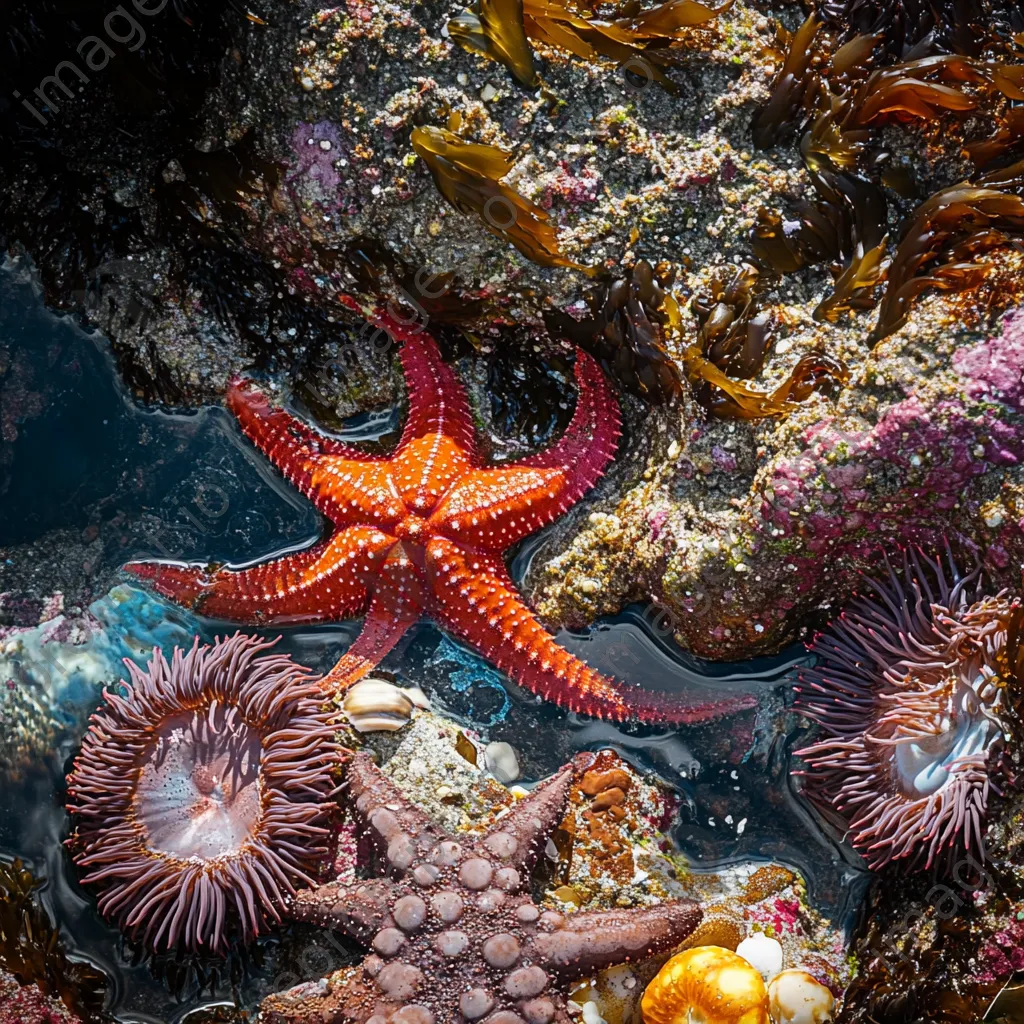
{"left": 736, "top": 932, "right": 784, "bottom": 981}
{"left": 342, "top": 679, "right": 430, "bottom": 733}
{"left": 767, "top": 969, "right": 835, "bottom": 1024}
{"left": 484, "top": 741, "right": 520, "bottom": 783}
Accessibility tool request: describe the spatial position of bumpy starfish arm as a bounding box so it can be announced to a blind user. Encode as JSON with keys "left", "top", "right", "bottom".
{"left": 429, "top": 347, "right": 621, "bottom": 548}
{"left": 382, "top": 313, "right": 479, "bottom": 460}
{"left": 343, "top": 752, "right": 446, "bottom": 867}
{"left": 528, "top": 900, "right": 702, "bottom": 980}
{"left": 377, "top": 314, "right": 481, "bottom": 511}
{"left": 228, "top": 380, "right": 397, "bottom": 527}
{"left": 320, "top": 553, "right": 425, "bottom": 693}
{"left": 124, "top": 525, "right": 391, "bottom": 624}
{"left": 427, "top": 539, "right": 755, "bottom": 724}
{"left": 474, "top": 755, "right": 589, "bottom": 870}
{"left": 289, "top": 878, "right": 402, "bottom": 941}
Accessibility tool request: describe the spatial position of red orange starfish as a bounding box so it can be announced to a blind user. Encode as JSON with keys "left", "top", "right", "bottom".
{"left": 127, "top": 313, "right": 753, "bottom": 723}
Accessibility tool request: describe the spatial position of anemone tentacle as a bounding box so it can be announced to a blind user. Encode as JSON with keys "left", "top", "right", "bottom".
{"left": 66, "top": 632, "right": 341, "bottom": 953}
{"left": 794, "top": 548, "right": 1013, "bottom": 872}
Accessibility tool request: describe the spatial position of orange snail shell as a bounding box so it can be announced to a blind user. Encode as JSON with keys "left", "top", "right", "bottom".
{"left": 641, "top": 946, "right": 770, "bottom": 1024}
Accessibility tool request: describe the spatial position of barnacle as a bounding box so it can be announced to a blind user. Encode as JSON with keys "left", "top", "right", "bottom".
{"left": 0, "top": 859, "right": 107, "bottom": 1021}
{"left": 871, "top": 158, "right": 1024, "bottom": 342}
{"left": 543, "top": 259, "right": 686, "bottom": 403}
{"left": 448, "top": 0, "right": 540, "bottom": 87}
{"left": 411, "top": 124, "right": 590, "bottom": 272}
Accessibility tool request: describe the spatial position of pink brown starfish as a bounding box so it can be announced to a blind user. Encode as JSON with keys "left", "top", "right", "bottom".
{"left": 260, "top": 751, "right": 702, "bottom": 1024}
{"left": 127, "top": 312, "right": 755, "bottom": 723}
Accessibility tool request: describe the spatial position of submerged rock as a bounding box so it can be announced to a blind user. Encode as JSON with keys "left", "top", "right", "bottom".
{"left": 0, "top": 973, "right": 83, "bottom": 1024}
{"left": 0, "top": 585, "right": 199, "bottom": 776}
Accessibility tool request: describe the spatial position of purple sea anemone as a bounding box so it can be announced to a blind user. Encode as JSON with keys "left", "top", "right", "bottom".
{"left": 794, "top": 549, "right": 1014, "bottom": 872}
{"left": 65, "top": 633, "right": 339, "bottom": 954}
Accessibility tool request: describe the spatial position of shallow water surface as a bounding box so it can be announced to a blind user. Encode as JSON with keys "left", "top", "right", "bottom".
{"left": 0, "top": 262, "right": 868, "bottom": 1022}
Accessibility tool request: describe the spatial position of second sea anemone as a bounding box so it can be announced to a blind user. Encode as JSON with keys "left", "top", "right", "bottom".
{"left": 66, "top": 633, "right": 339, "bottom": 954}
{"left": 794, "top": 549, "right": 1013, "bottom": 872}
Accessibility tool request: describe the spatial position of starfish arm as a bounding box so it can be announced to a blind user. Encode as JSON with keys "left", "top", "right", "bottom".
{"left": 528, "top": 899, "right": 702, "bottom": 981}
{"left": 320, "top": 551, "right": 426, "bottom": 694}
{"left": 344, "top": 752, "right": 446, "bottom": 867}
{"left": 376, "top": 313, "right": 480, "bottom": 512}
{"left": 228, "top": 379, "right": 397, "bottom": 527}
{"left": 124, "top": 525, "right": 391, "bottom": 624}
{"left": 289, "top": 878, "right": 402, "bottom": 941}
{"left": 429, "top": 346, "right": 621, "bottom": 548}
{"left": 382, "top": 312, "right": 479, "bottom": 460}
{"left": 427, "top": 539, "right": 754, "bottom": 724}
{"left": 261, "top": 966, "right": 374, "bottom": 1024}
{"left": 474, "top": 754, "right": 590, "bottom": 870}
{"left": 229, "top": 378, "right": 387, "bottom": 512}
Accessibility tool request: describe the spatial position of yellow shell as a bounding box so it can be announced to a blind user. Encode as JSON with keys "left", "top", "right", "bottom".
{"left": 641, "top": 945, "right": 771, "bottom": 1024}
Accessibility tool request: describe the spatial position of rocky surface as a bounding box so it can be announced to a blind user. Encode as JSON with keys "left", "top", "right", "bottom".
{"left": 0, "top": 972, "right": 83, "bottom": 1024}
{"left": 5, "top": 0, "right": 1023, "bottom": 664}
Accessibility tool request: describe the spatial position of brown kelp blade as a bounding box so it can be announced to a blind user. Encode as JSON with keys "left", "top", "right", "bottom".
{"left": 412, "top": 125, "right": 591, "bottom": 272}
{"left": 449, "top": 0, "right": 540, "bottom": 87}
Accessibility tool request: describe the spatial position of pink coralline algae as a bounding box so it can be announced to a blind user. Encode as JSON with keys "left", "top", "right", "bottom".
{"left": 290, "top": 122, "right": 346, "bottom": 194}
{"left": 661, "top": 307, "right": 1024, "bottom": 659}
{"left": 538, "top": 163, "right": 602, "bottom": 209}
{"left": 0, "top": 973, "right": 81, "bottom": 1024}
{"left": 975, "top": 917, "right": 1024, "bottom": 983}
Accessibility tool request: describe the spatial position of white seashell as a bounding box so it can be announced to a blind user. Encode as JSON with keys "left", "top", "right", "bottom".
{"left": 342, "top": 679, "right": 430, "bottom": 733}
{"left": 484, "top": 741, "right": 520, "bottom": 783}
{"left": 767, "top": 969, "right": 835, "bottom": 1024}
{"left": 736, "top": 932, "right": 784, "bottom": 981}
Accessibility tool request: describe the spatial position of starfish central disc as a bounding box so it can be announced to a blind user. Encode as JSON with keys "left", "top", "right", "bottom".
{"left": 395, "top": 514, "right": 431, "bottom": 542}
{"left": 125, "top": 312, "right": 756, "bottom": 725}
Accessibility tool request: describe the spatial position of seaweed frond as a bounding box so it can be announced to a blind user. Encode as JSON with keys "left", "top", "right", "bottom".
{"left": 521, "top": 0, "right": 732, "bottom": 92}
{"left": 822, "top": 0, "right": 1020, "bottom": 59}
{"left": 0, "top": 859, "right": 107, "bottom": 1021}
{"left": 544, "top": 260, "right": 686, "bottom": 403}
{"left": 448, "top": 0, "right": 540, "bottom": 87}
{"left": 871, "top": 158, "right": 1024, "bottom": 342}
{"left": 681, "top": 344, "right": 850, "bottom": 418}
{"left": 814, "top": 234, "right": 889, "bottom": 321}
{"left": 691, "top": 262, "right": 772, "bottom": 378}
{"left": 685, "top": 262, "right": 848, "bottom": 418}
{"left": 411, "top": 124, "right": 590, "bottom": 272}
{"left": 751, "top": 14, "right": 826, "bottom": 148}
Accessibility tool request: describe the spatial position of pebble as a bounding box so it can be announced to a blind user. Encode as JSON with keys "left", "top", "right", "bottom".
{"left": 484, "top": 741, "right": 520, "bottom": 783}
{"left": 736, "top": 932, "right": 784, "bottom": 980}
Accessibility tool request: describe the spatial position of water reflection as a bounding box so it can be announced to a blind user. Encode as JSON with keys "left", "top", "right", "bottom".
{"left": 0, "top": 261, "right": 869, "bottom": 1024}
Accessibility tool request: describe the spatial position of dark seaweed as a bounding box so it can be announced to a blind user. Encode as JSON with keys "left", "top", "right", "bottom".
{"left": 543, "top": 260, "right": 686, "bottom": 404}
{"left": 871, "top": 158, "right": 1024, "bottom": 343}
{"left": 0, "top": 859, "right": 108, "bottom": 1022}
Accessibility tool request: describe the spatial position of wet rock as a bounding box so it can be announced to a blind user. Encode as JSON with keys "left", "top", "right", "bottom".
{"left": 0, "top": 972, "right": 83, "bottom": 1024}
